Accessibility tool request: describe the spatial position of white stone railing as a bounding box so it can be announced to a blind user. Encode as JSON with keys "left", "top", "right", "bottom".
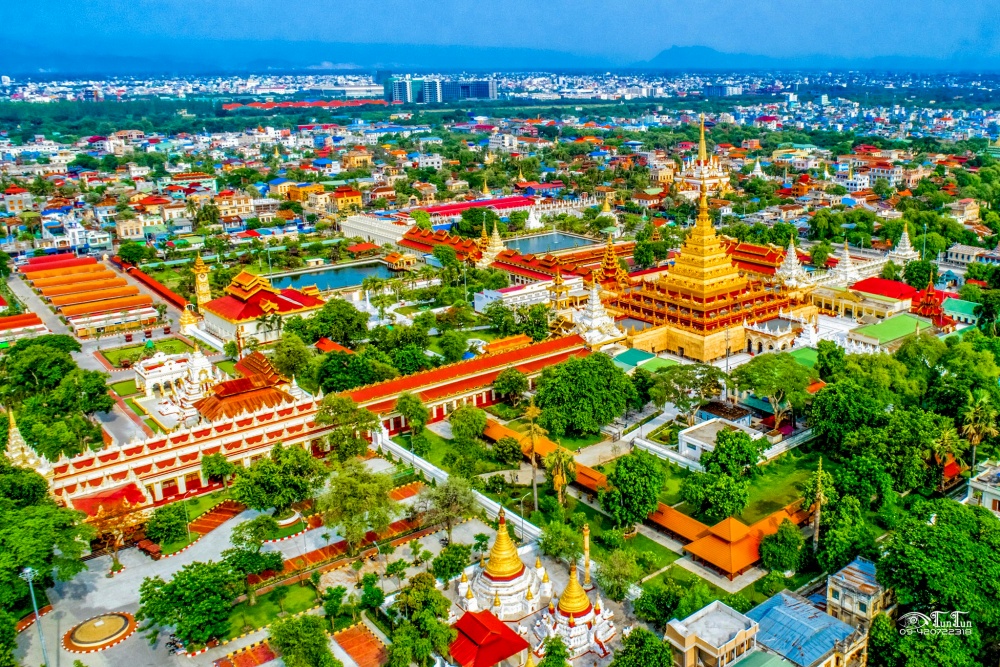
{"left": 633, "top": 437, "right": 704, "bottom": 472}
{"left": 372, "top": 428, "right": 542, "bottom": 541}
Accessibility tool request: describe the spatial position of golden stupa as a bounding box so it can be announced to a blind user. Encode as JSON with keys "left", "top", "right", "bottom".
{"left": 557, "top": 562, "right": 592, "bottom": 616}
{"left": 484, "top": 509, "right": 525, "bottom": 580}
{"left": 613, "top": 174, "right": 813, "bottom": 361}
{"left": 596, "top": 234, "right": 631, "bottom": 290}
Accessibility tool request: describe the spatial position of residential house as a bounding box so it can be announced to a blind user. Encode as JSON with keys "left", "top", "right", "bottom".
{"left": 748, "top": 591, "right": 868, "bottom": 667}
{"left": 827, "top": 557, "right": 896, "bottom": 631}
{"left": 332, "top": 186, "right": 363, "bottom": 212}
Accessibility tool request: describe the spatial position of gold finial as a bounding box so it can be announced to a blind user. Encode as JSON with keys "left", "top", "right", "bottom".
{"left": 481, "top": 178, "right": 490, "bottom": 196}
{"left": 526, "top": 653, "right": 536, "bottom": 667}
{"left": 466, "top": 586, "right": 475, "bottom": 600}
{"left": 493, "top": 592, "right": 501, "bottom": 607}
{"left": 601, "top": 193, "right": 612, "bottom": 213}
{"left": 698, "top": 114, "right": 707, "bottom": 163}
{"left": 526, "top": 587, "right": 534, "bottom": 600}
{"left": 557, "top": 563, "right": 592, "bottom": 616}
{"left": 568, "top": 613, "right": 575, "bottom": 627}
{"left": 461, "top": 570, "right": 468, "bottom": 583}
{"left": 535, "top": 556, "right": 542, "bottom": 569}
{"left": 542, "top": 570, "right": 550, "bottom": 583}
{"left": 484, "top": 510, "right": 525, "bottom": 580}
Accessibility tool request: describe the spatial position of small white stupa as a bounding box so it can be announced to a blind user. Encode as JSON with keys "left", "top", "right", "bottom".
{"left": 887, "top": 223, "right": 920, "bottom": 266}
{"left": 775, "top": 241, "right": 810, "bottom": 287}
{"left": 573, "top": 272, "right": 623, "bottom": 349}
{"left": 525, "top": 207, "right": 544, "bottom": 231}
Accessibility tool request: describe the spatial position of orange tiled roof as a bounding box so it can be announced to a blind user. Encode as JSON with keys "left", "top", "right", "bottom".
{"left": 194, "top": 375, "right": 294, "bottom": 421}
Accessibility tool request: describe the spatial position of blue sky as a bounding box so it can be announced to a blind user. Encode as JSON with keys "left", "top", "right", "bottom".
{"left": 4, "top": 0, "right": 1000, "bottom": 65}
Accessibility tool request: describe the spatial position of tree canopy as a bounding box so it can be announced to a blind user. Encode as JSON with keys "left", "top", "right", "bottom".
{"left": 536, "top": 353, "right": 636, "bottom": 437}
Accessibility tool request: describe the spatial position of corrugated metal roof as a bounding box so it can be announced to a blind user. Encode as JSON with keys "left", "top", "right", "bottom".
{"left": 748, "top": 591, "right": 856, "bottom": 667}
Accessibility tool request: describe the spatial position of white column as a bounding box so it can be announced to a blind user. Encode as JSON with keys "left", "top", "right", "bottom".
{"left": 177, "top": 475, "right": 187, "bottom": 494}
{"left": 152, "top": 481, "right": 163, "bottom": 502}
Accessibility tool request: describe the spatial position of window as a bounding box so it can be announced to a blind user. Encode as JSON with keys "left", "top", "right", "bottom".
{"left": 859, "top": 602, "right": 867, "bottom": 613}
{"left": 831, "top": 589, "right": 840, "bottom": 600}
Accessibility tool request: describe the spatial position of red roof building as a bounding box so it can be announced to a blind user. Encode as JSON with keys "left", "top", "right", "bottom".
{"left": 399, "top": 228, "right": 484, "bottom": 263}
{"left": 202, "top": 271, "right": 325, "bottom": 324}
{"left": 850, "top": 277, "right": 918, "bottom": 301}
{"left": 315, "top": 337, "right": 353, "bottom": 354}
{"left": 449, "top": 611, "right": 528, "bottom": 667}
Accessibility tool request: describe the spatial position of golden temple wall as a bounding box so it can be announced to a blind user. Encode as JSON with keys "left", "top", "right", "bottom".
{"left": 631, "top": 323, "right": 746, "bottom": 362}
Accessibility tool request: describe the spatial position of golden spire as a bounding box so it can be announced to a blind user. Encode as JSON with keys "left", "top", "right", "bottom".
{"left": 557, "top": 563, "right": 592, "bottom": 616}
{"left": 600, "top": 233, "right": 618, "bottom": 278}
{"left": 526, "top": 587, "right": 534, "bottom": 600}
{"left": 601, "top": 193, "right": 612, "bottom": 213}
{"left": 698, "top": 113, "right": 707, "bottom": 163}
{"left": 542, "top": 570, "right": 550, "bottom": 583}
{"left": 481, "top": 178, "right": 490, "bottom": 196}
{"left": 484, "top": 509, "right": 525, "bottom": 580}
{"left": 535, "top": 556, "right": 542, "bottom": 569}
{"left": 480, "top": 221, "right": 489, "bottom": 250}
{"left": 461, "top": 570, "right": 468, "bottom": 583}
{"left": 466, "top": 586, "right": 475, "bottom": 600}
{"left": 493, "top": 592, "right": 501, "bottom": 607}
{"left": 526, "top": 653, "right": 536, "bottom": 667}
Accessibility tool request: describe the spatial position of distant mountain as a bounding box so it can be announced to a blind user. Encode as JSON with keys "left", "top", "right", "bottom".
{"left": 643, "top": 45, "right": 1000, "bottom": 72}
{"left": 0, "top": 39, "right": 612, "bottom": 77}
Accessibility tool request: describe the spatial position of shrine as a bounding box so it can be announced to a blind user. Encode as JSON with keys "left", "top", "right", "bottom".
{"left": 617, "top": 176, "right": 816, "bottom": 361}
{"left": 460, "top": 510, "right": 543, "bottom": 620}
{"left": 533, "top": 562, "right": 616, "bottom": 659}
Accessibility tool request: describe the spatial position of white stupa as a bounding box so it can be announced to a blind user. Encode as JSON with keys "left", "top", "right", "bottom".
{"left": 775, "top": 241, "right": 810, "bottom": 287}
{"left": 750, "top": 158, "right": 767, "bottom": 179}
{"left": 833, "top": 241, "right": 860, "bottom": 285}
{"left": 525, "top": 207, "right": 544, "bottom": 231}
{"left": 460, "top": 510, "right": 541, "bottom": 620}
{"left": 573, "top": 272, "right": 624, "bottom": 349}
{"left": 887, "top": 223, "right": 920, "bottom": 266}
{"left": 533, "top": 563, "right": 616, "bottom": 660}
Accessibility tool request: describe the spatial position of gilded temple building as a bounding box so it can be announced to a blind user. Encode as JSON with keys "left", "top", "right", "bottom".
{"left": 534, "top": 562, "right": 616, "bottom": 659}
{"left": 615, "top": 177, "right": 816, "bottom": 361}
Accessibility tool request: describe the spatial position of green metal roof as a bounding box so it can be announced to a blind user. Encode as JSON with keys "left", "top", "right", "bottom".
{"left": 943, "top": 297, "right": 978, "bottom": 318}
{"left": 733, "top": 652, "right": 796, "bottom": 667}
{"left": 613, "top": 348, "right": 656, "bottom": 368}
{"left": 788, "top": 347, "right": 818, "bottom": 369}
{"left": 853, "top": 313, "right": 932, "bottom": 344}
{"left": 639, "top": 357, "right": 679, "bottom": 372}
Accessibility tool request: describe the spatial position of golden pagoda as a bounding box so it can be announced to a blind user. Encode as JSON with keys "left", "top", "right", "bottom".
{"left": 673, "top": 114, "right": 731, "bottom": 194}
{"left": 464, "top": 509, "right": 541, "bottom": 620}
{"left": 481, "top": 178, "right": 491, "bottom": 197}
{"left": 597, "top": 234, "right": 631, "bottom": 290}
{"left": 557, "top": 562, "right": 592, "bottom": 616}
{"left": 484, "top": 509, "right": 525, "bottom": 580}
{"left": 614, "top": 176, "right": 815, "bottom": 361}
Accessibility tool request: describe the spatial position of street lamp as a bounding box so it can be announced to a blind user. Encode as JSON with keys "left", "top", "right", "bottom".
{"left": 20, "top": 567, "right": 50, "bottom": 667}
{"left": 518, "top": 492, "right": 531, "bottom": 542}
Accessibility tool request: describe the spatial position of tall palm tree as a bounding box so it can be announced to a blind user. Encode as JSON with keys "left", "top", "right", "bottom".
{"left": 521, "top": 398, "right": 546, "bottom": 512}
{"left": 962, "top": 390, "right": 998, "bottom": 472}
{"left": 925, "top": 425, "right": 966, "bottom": 463}
{"left": 544, "top": 448, "right": 576, "bottom": 506}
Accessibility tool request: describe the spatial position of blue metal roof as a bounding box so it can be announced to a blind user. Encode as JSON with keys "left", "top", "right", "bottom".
{"left": 747, "top": 592, "right": 857, "bottom": 667}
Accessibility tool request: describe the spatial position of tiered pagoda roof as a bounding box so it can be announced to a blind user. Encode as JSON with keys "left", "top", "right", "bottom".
{"left": 202, "top": 271, "right": 324, "bottom": 323}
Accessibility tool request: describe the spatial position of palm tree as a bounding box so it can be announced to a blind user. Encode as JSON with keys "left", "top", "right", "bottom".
{"left": 521, "top": 398, "right": 546, "bottom": 512}
{"left": 544, "top": 448, "right": 576, "bottom": 506}
{"left": 925, "top": 426, "right": 966, "bottom": 463}
{"left": 962, "top": 390, "right": 998, "bottom": 472}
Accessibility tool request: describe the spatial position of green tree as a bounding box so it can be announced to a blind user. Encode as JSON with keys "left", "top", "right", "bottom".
{"left": 539, "top": 636, "right": 571, "bottom": 667}
{"left": 632, "top": 580, "right": 683, "bottom": 628}
{"left": 269, "top": 614, "right": 341, "bottom": 667}
{"left": 431, "top": 543, "right": 472, "bottom": 587}
{"left": 730, "top": 352, "right": 813, "bottom": 429}
{"left": 145, "top": 503, "right": 188, "bottom": 545}
{"left": 519, "top": 303, "right": 550, "bottom": 342}
{"left": 200, "top": 452, "right": 236, "bottom": 489}
{"left": 271, "top": 332, "right": 313, "bottom": 379}
{"left": 680, "top": 473, "right": 750, "bottom": 524}
{"left": 0, "top": 461, "right": 94, "bottom": 610}
{"left": 396, "top": 392, "right": 429, "bottom": 435}
{"left": 818, "top": 496, "right": 877, "bottom": 572}
{"left": 759, "top": 518, "right": 804, "bottom": 572}
{"left": 903, "top": 259, "right": 937, "bottom": 289}
{"left": 673, "top": 580, "right": 716, "bottom": 621}
{"left": 418, "top": 477, "right": 479, "bottom": 542}
{"left": 137, "top": 561, "right": 240, "bottom": 645}
{"left": 595, "top": 549, "right": 642, "bottom": 601}
{"left": 608, "top": 626, "right": 673, "bottom": 667}
{"left": 539, "top": 521, "right": 582, "bottom": 562}
{"left": 438, "top": 330, "right": 468, "bottom": 363}
{"left": 702, "top": 429, "right": 766, "bottom": 478}
{"left": 0, "top": 610, "right": 16, "bottom": 667}
{"left": 961, "top": 389, "right": 998, "bottom": 471}
{"left": 543, "top": 448, "right": 577, "bottom": 506}
{"left": 449, "top": 405, "right": 487, "bottom": 442}
{"left": 880, "top": 260, "right": 902, "bottom": 282}
{"left": 223, "top": 514, "right": 285, "bottom": 606}
{"left": 117, "top": 239, "right": 149, "bottom": 265}
{"left": 230, "top": 443, "right": 328, "bottom": 517}
{"left": 649, "top": 363, "right": 727, "bottom": 425}
{"left": 318, "top": 459, "right": 397, "bottom": 554}
{"left": 316, "top": 395, "right": 381, "bottom": 461}
{"left": 391, "top": 572, "right": 456, "bottom": 667}
{"left": 600, "top": 450, "right": 665, "bottom": 530}
{"left": 492, "top": 436, "right": 523, "bottom": 465}
{"left": 815, "top": 339, "right": 846, "bottom": 381}
{"left": 411, "top": 210, "right": 433, "bottom": 230}
{"left": 810, "top": 379, "right": 889, "bottom": 454}
{"left": 483, "top": 301, "right": 518, "bottom": 337}
{"left": 492, "top": 367, "right": 528, "bottom": 405}
{"left": 285, "top": 299, "right": 368, "bottom": 346}
{"left": 536, "top": 354, "right": 636, "bottom": 436}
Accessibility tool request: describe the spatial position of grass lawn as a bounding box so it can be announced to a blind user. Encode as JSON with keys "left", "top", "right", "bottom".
{"left": 265, "top": 520, "right": 307, "bottom": 541}
{"left": 643, "top": 563, "right": 821, "bottom": 608}
{"left": 788, "top": 346, "right": 818, "bottom": 369}
{"left": 226, "top": 583, "right": 319, "bottom": 639}
{"left": 184, "top": 488, "right": 232, "bottom": 520}
{"left": 109, "top": 378, "right": 139, "bottom": 397}
{"left": 392, "top": 431, "right": 515, "bottom": 475}
{"left": 144, "top": 418, "right": 164, "bottom": 433}
{"left": 506, "top": 419, "right": 606, "bottom": 451}
{"left": 161, "top": 532, "right": 200, "bottom": 556}
{"left": 737, "top": 446, "right": 839, "bottom": 524}
{"left": 638, "top": 357, "right": 679, "bottom": 372}
{"left": 147, "top": 267, "right": 186, "bottom": 290}
{"left": 397, "top": 304, "right": 432, "bottom": 315}
{"left": 426, "top": 329, "right": 499, "bottom": 355}
{"left": 125, "top": 398, "right": 145, "bottom": 417}
{"left": 216, "top": 359, "right": 238, "bottom": 376}
{"left": 101, "top": 337, "right": 194, "bottom": 368}
{"left": 600, "top": 456, "right": 692, "bottom": 506}
{"left": 647, "top": 421, "right": 683, "bottom": 447}
{"left": 484, "top": 402, "right": 525, "bottom": 421}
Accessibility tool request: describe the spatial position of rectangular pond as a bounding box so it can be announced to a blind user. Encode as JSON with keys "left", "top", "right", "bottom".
{"left": 271, "top": 262, "right": 393, "bottom": 292}
{"left": 504, "top": 232, "right": 596, "bottom": 255}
